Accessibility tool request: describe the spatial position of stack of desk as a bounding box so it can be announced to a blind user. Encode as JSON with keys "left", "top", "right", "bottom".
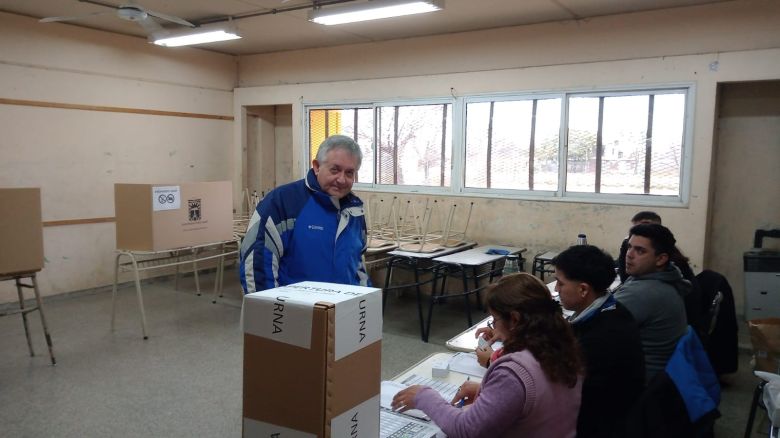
{"left": 431, "top": 245, "right": 526, "bottom": 342}
{"left": 383, "top": 243, "right": 476, "bottom": 342}
{"left": 383, "top": 243, "right": 526, "bottom": 342}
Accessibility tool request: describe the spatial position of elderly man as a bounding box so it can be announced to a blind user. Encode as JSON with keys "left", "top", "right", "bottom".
{"left": 239, "top": 135, "right": 369, "bottom": 293}
{"left": 552, "top": 245, "right": 645, "bottom": 438}
{"left": 613, "top": 223, "right": 691, "bottom": 382}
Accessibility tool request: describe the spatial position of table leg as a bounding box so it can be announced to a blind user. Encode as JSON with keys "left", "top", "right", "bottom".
{"left": 110, "top": 252, "right": 122, "bottom": 332}
{"left": 382, "top": 258, "right": 396, "bottom": 313}
{"left": 423, "top": 265, "right": 447, "bottom": 343}
{"left": 462, "top": 267, "right": 473, "bottom": 327}
{"left": 31, "top": 274, "right": 56, "bottom": 365}
{"left": 129, "top": 255, "right": 149, "bottom": 340}
{"left": 413, "top": 260, "right": 428, "bottom": 342}
{"left": 15, "top": 277, "right": 34, "bottom": 356}
{"left": 193, "top": 247, "right": 201, "bottom": 296}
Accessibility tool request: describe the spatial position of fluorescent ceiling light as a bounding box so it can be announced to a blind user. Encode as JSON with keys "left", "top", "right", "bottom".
{"left": 153, "top": 30, "right": 241, "bottom": 47}
{"left": 309, "top": 0, "right": 443, "bottom": 25}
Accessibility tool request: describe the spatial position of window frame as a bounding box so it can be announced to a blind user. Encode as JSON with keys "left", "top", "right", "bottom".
{"left": 301, "top": 83, "right": 694, "bottom": 206}
{"left": 305, "top": 97, "right": 456, "bottom": 194}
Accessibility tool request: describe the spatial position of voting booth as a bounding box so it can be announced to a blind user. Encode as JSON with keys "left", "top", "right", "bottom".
{"left": 243, "top": 281, "right": 383, "bottom": 437}
{"left": 114, "top": 181, "right": 233, "bottom": 251}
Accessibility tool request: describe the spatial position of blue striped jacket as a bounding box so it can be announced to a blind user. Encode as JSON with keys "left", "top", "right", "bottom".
{"left": 239, "top": 169, "right": 369, "bottom": 293}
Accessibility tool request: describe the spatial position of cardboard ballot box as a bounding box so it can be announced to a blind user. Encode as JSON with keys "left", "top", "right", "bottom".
{"left": 114, "top": 181, "right": 233, "bottom": 251}
{"left": 0, "top": 188, "right": 44, "bottom": 275}
{"left": 243, "top": 281, "right": 383, "bottom": 438}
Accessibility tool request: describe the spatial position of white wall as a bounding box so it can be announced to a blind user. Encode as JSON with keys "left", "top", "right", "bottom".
{"left": 233, "top": 1, "right": 780, "bottom": 315}
{"left": 0, "top": 12, "right": 237, "bottom": 303}
{"left": 707, "top": 81, "right": 780, "bottom": 316}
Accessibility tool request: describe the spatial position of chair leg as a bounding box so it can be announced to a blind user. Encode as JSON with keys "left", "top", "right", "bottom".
{"left": 30, "top": 274, "right": 56, "bottom": 365}
{"left": 15, "top": 277, "right": 34, "bottom": 357}
{"left": 745, "top": 380, "right": 767, "bottom": 438}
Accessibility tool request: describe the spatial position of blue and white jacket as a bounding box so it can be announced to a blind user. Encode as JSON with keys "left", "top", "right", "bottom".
{"left": 239, "top": 169, "right": 369, "bottom": 293}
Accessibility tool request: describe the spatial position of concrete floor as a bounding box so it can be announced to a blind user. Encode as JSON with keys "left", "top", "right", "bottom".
{"left": 0, "top": 268, "right": 773, "bottom": 437}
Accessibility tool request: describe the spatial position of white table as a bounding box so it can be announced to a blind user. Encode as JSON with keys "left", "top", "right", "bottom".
{"left": 429, "top": 245, "right": 527, "bottom": 342}
{"left": 444, "top": 276, "right": 619, "bottom": 352}
{"left": 110, "top": 239, "right": 239, "bottom": 339}
{"left": 382, "top": 242, "right": 478, "bottom": 342}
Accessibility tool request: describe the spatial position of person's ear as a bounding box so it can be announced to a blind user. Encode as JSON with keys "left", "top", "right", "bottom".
{"left": 655, "top": 252, "right": 669, "bottom": 268}
{"left": 579, "top": 282, "right": 591, "bottom": 299}
{"left": 312, "top": 159, "right": 321, "bottom": 175}
{"left": 508, "top": 311, "right": 522, "bottom": 330}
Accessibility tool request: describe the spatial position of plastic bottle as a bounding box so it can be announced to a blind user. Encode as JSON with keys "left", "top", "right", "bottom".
{"left": 577, "top": 234, "right": 587, "bottom": 245}
{"left": 503, "top": 254, "right": 519, "bottom": 274}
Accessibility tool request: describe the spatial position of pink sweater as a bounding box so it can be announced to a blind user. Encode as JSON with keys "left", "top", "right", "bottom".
{"left": 415, "top": 350, "right": 581, "bottom": 438}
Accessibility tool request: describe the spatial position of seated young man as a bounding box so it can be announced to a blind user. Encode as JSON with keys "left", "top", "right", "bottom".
{"left": 613, "top": 223, "right": 690, "bottom": 383}
{"left": 617, "top": 211, "right": 662, "bottom": 283}
{"left": 617, "top": 212, "right": 704, "bottom": 335}
{"left": 553, "top": 245, "right": 646, "bottom": 438}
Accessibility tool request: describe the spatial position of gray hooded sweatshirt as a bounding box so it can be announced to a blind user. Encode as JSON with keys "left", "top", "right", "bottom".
{"left": 613, "top": 263, "right": 691, "bottom": 382}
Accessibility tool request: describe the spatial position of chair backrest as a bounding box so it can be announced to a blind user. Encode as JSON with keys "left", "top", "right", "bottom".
{"left": 707, "top": 291, "right": 724, "bottom": 336}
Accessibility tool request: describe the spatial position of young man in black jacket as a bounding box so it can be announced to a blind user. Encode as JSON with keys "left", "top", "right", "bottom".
{"left": 553, "top": 245, "right": 645, "bottom": 438}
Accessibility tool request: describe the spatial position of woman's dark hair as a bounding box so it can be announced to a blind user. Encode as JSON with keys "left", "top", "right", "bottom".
{"left": 484, "top": 273, "right": 582, "bottom": 387}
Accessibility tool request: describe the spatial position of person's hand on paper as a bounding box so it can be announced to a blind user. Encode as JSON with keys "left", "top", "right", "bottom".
{"left": 391, "top": 385, "right": 423, "bottom": 412}
{"left": 450, "top": 381, "right": 480, "bottom": 407}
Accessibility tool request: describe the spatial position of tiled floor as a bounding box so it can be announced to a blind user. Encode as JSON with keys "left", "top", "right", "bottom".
{"left": 0, "top": 269, "right": 773, "bottom": 437}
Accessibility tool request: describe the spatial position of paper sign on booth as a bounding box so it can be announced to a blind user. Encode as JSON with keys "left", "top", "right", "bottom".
{"left": 152, "top": 185, "right": 181, "bottom": 211}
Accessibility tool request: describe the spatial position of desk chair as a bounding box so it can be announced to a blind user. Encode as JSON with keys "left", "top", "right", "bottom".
{"left": 745, "top": 371, "right": 780, "bottom": 438}
{"left": 0, "top": 271, "right": 56, "bottom": 365}
{"left": 707, "top": 291, "right": 724, "bottom": 336}
{"left": 531, "top": 251, "right": 558, "bottom": 280}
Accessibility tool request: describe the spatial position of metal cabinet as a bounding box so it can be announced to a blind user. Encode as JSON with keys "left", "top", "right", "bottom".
{"left": 744, "top": 232, "right": 780, "bottom": 320}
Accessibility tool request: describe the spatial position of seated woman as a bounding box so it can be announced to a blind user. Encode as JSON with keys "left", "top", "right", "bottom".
{"left": 391, "top": 273, "right": 583, "bottom": 438}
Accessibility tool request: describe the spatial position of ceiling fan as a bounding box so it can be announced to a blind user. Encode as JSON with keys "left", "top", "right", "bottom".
{"left": 39, "top": 0, "right": 195, "bottom": 36}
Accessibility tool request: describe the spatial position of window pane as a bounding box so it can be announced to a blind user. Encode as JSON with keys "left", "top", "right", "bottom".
{"left": 533, "top": 99, "right": 561, "bottom": 191}
{"left": 650, "top": 94, "right": 685, "bottom": 195}
{"left": 377, "top": 104, "right": 451, "bottom": 187}
{"left": 491, "top": 101, "right": 532, "bottom": 189}
{"left": 465, "top": 102, "right": 490, "bottom": 188}
{"left": 355, "top": 108, "right": 374, "bottom": 184}
{"left": 566, "top": 97, "right": 599, "bottom": 192}
{"left": 377, "top": 107, "right": 396, "bottom": 184}
{"left": 601, "top": 95, "right": 649, "bottom": 194}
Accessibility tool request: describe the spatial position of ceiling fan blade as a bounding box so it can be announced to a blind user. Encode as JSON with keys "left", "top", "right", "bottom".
{"left": 39, "top": 11, "right": 112, "bottom": 23}
{"left": 145, "top": 9, "right": 195, "bottom": 27}
{"left": 136, "top": 16, "right": 164, "bottom": 36}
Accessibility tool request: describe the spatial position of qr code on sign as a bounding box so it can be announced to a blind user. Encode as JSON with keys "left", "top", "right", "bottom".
{"left": 188, "top": 199, "right": 201, "bottom": 221}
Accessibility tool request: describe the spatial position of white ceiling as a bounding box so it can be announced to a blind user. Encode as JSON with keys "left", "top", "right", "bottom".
{"left": 1, "top": 0, "right": 730, "bottom": 56}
